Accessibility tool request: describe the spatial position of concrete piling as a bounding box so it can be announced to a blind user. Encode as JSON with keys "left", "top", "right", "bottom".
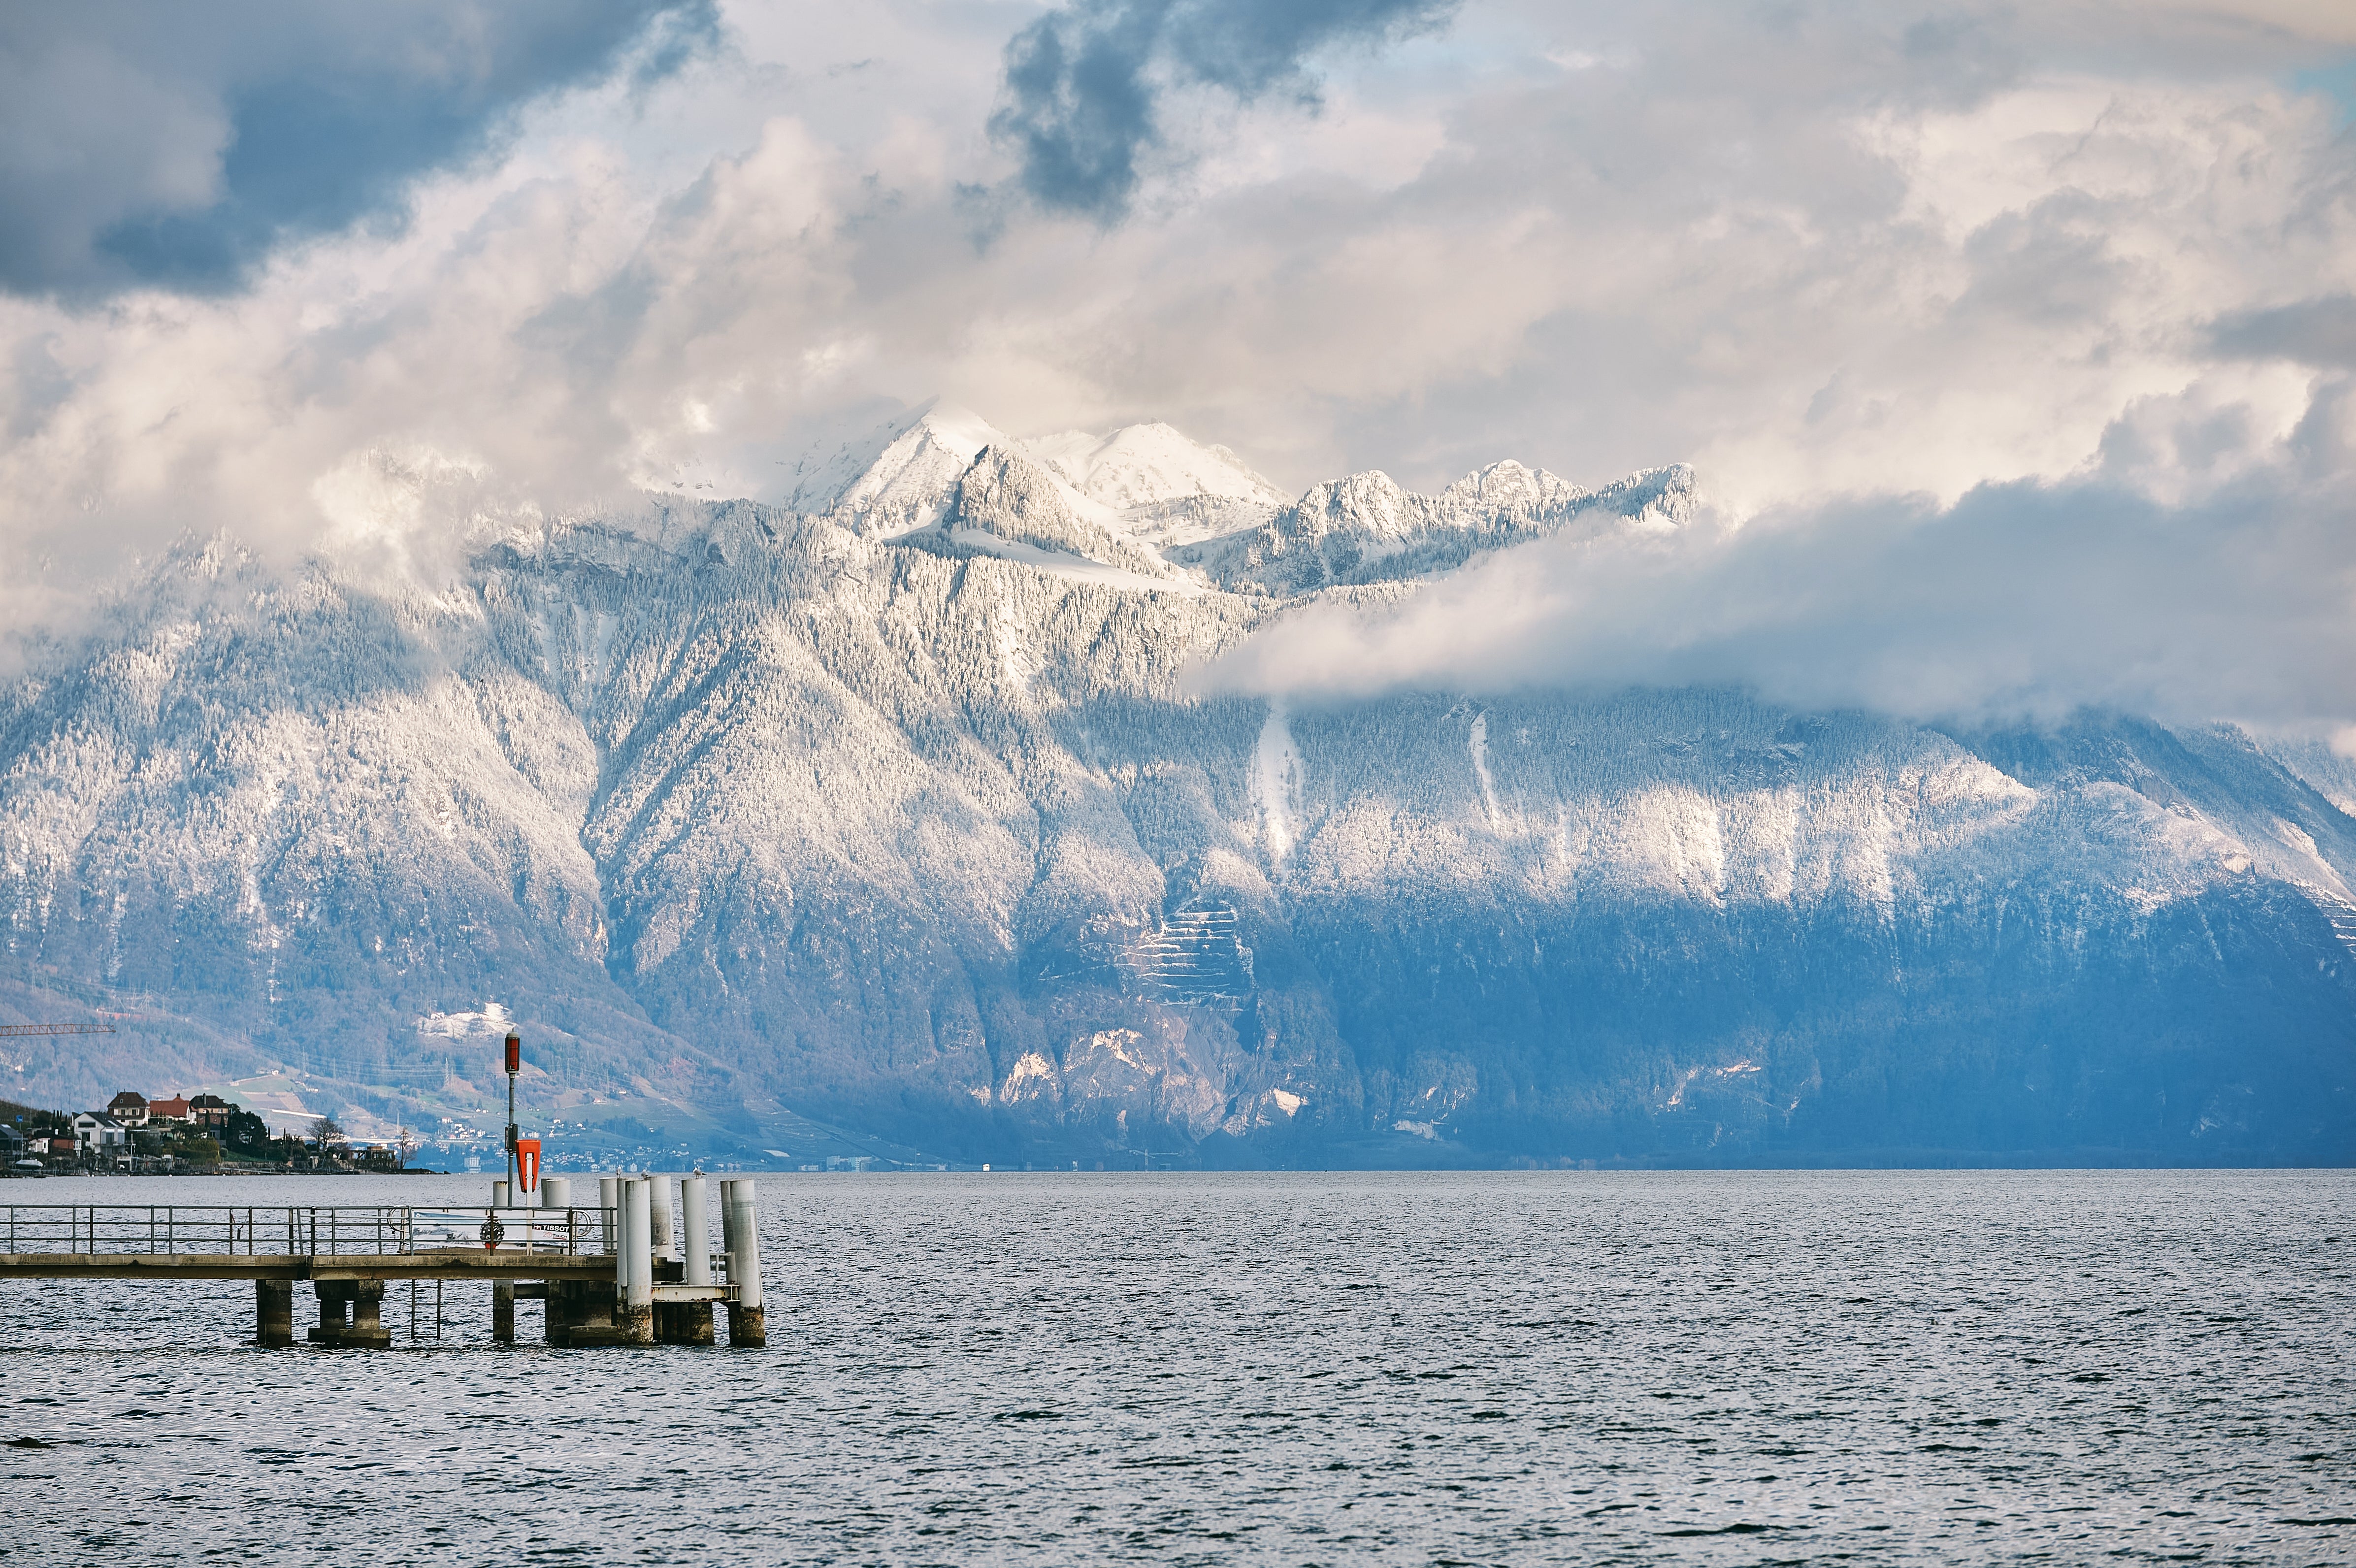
{"left": 310, "top": 1284, "right": 350, "bottom": 1343}
{"left": 721, "top": 1178, "right": 765, "bottom": 1348}
{"left": 675, "top": 1173, "right": 716, "bottom": 1345}
{"left": 544, "top": 1279, "right": 573, "bottom": 1344}
{"left": 650, "top": 1175, "right": 676, "bottom": 1263}
{"left": 492, "top": 1180, "right": 510, "bottom": 1208}
{"left": 545, "top": 1276, "right": 623, "bottom": 1346}
{"left": 308, "top": 1281, "right": 391, "bottom": 1348}
{"left": 492, "top": 1279, "right": 517, "bottom": 1344}
{"left": 350, "top": 1282, "right": 390, "bottom": 1348}
{"left": 681, "top": 1175, "right": 711, "bottom": 1287}
{"left": 620, "top": 1176, "right": 654, "bottom": 1346}
{"left": 255, "top": 1279, "right": 294, "bottom": 1347}
{"left": 677, "top": 1301, "right": 717, "bottom": 1345}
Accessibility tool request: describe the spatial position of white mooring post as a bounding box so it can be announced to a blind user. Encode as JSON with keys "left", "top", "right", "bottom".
{"left": 721, "top": 1178, "right": 766, "bottom": 1348}
{"left": 491, "top": 1179, "right": 510, "bottom": 1208}
{"left": 620, "top": 1176, "right": 654, "bottom": 1345}
{"left": 681, "top": 1175, "right": 711, "bottom": 1287}
{"left": 598, "top": 1176, "right": 621, "bottom": 1253}
{"left": 605, "top": 1175, "right": 631, "bottom": 1345}
{"left": 677, "top": 1173, "right": 715, "bottom": 1345}
{"left": 650, "top": 1175, "right": 676, "bottom": 1263}
{"left": 540, "top": 1176, "right": 572, "bottom": 1255}
{"left": 718, "top": 1182, "right": 741, "bottom": 1276}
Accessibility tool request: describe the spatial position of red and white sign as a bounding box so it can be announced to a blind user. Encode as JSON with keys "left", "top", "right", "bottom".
{"left": 516, "top": 1138, "right": 541, "bottom": 1195}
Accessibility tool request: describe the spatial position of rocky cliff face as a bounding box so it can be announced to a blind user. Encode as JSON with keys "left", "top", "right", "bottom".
{"left": 3, "top": 409, "right": 2351, "bottom": 1166}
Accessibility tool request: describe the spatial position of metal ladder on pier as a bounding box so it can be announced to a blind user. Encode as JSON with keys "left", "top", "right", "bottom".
{"left": 408, "top": 1278, "right": 444, "bottom": 1343}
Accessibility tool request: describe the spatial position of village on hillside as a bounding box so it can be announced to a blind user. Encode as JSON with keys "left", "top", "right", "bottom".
{"left": 1, "top": 1090, "right": 411, "bottom": 1176}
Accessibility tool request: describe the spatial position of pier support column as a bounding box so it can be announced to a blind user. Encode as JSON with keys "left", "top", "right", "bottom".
{"left": 722, "top": 1178, "right": 766, "bottom": 1348}
{"left": 548, "top": 1279, "right": 622, "bottom": 1345}
{"left": 667, "top": 1173, "right": 716, "bottom": 1346}
{"left": 348, "top": 1282, "right": 391, "bottom": 1349}
{"left": 547, "top": 1279, "right": 588, "bottom": 1346}
{"left": 309, "top": 1282, "right": 352, "bottom": 1344}
{"left": 305, "top": 1281, "right": 390, "bottom": 1347}
{"left": 255, "top": 1280, "right": 294, "bottom": 1348}
{"left": 620, "top": 1176, "right": 654, "bottom": 1346}
{"left": 543, "top": 1280, "right": 569, "bottom": 1345}
{"left": 683, "top": 1302, "right": 716, "bottom": 1345}
{"left": 651, "top": 1176, "right": 676, "bottom": 1264}
{"left": 492, "top": 1280, "right": 517, "bottom": 1344}
{"left": 682, "top": 1175, "right": 712, "bottom": 1286}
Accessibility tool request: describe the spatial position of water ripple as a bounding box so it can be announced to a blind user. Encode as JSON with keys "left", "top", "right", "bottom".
{"left": 1, "top": 1169, "right": 2350, "bottom": 1564}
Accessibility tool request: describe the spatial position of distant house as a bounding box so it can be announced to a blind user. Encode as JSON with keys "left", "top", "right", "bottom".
{"left": 70, "top": 1112, "right": 127, "bottom": 1150}
{"left": 105, "top": 1091, "right": 149, "bottom": 1127}
{"left": 147, "top": 1095, "right": 191, "bottom": 1123}
{"left": 43, "top": 1136, "right": 74, "bottom": 1158}
{"left": 0, "top": 1126, "right": 21, "bottom": 1156}
{"left": 188, "top": 1094, "right": 234, "bottom": 1128}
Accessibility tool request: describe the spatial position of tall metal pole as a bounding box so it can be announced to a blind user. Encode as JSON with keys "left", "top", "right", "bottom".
{"left": 502, "top": 1031, "right": 521, "bottom": 1197}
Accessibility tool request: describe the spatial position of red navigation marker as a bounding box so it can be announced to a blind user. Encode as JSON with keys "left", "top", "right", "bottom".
{"left": 517, "top": 1138, "right": 541, "bottom": 1196}
{"left": 501, "top": 1031, "right": 524, "bottom": 1196}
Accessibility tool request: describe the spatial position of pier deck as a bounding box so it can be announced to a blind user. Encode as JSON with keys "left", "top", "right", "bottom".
{"left": 0, "top": 1203, "right": 614, "bottom": 1280}
{"left": 0, "top": 1250, "right": 618, "bottom": 1281}
{"left": 0, "top": 1192, "right": 766, "bottom": 1348}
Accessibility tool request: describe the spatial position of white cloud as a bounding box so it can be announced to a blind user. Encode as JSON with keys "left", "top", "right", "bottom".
{"left": 0, "top": 0, "right": 2350, "bottom": 723}
{"left": 1197, "top": 390, "right": 2356, "bottom": 727}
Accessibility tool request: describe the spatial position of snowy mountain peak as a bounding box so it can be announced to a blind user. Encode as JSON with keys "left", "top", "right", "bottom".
{"left": 943, "top": 445, "right": 1174, "bottom": 580}
{"left": 779, "top": 399, "right": 1697, "bottom": 594}
{"left": 1440, "top": 459, "right": 1588, "bottom": 514}
{"left": 785, "top": 399, "right": 1010, "bottom": 536}
{"left": 1291, "top": 470, "right": 1420, "bottom": 541}
{"left": 1024, "top": 421, "right": 1290, "bottom": 513}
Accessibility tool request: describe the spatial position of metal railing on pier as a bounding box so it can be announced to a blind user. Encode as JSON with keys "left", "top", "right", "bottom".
{"left": 0, "top": 1205, "right": 618, "bottom": 1257}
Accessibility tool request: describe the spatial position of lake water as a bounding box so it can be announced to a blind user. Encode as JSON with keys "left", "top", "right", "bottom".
{"left": 4, "top": 1169, "right": 2352, "bottom": 1565}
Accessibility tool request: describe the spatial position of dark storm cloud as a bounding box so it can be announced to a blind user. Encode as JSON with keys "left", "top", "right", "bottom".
{"left": 0, "top": 0, "right": 717, "bottom": 300}
{"left": 989, "top": 0, "right": 1456, "bottom": 220}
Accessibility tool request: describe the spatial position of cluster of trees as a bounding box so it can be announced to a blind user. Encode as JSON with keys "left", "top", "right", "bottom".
{"left": 2, "top": 1096, "right": 67, "bottom": 1139}
{"left": 133, "top": 1123, "right": 223, "bottom": 1163}
{"left": 220, "top": 1111, "right": 404, "bottom": 1169}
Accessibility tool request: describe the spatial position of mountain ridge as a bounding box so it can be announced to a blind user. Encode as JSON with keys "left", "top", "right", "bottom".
{"left": 2, "top": 405, "right": 2351, "bottom": 1167}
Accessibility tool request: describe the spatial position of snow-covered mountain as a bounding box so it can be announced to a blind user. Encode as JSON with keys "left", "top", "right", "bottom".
{"left": 1176, "top": 460, "right": 1697, "bottom": 594}
{"left": 1026, "top": 420, "right": 1290, "bottom": 548}
{"left": 2, "top": 406, "right": 2351, "bottom": 1167}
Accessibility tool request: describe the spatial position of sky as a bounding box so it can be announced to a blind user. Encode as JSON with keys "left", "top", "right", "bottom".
{"left": 1, "top": 0, "right": 2353, "bottom": 730}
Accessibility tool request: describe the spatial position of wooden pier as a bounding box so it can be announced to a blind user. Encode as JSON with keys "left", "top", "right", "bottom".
{"left": 0, "top": 1175, "right": 766, "bottom": 1348}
